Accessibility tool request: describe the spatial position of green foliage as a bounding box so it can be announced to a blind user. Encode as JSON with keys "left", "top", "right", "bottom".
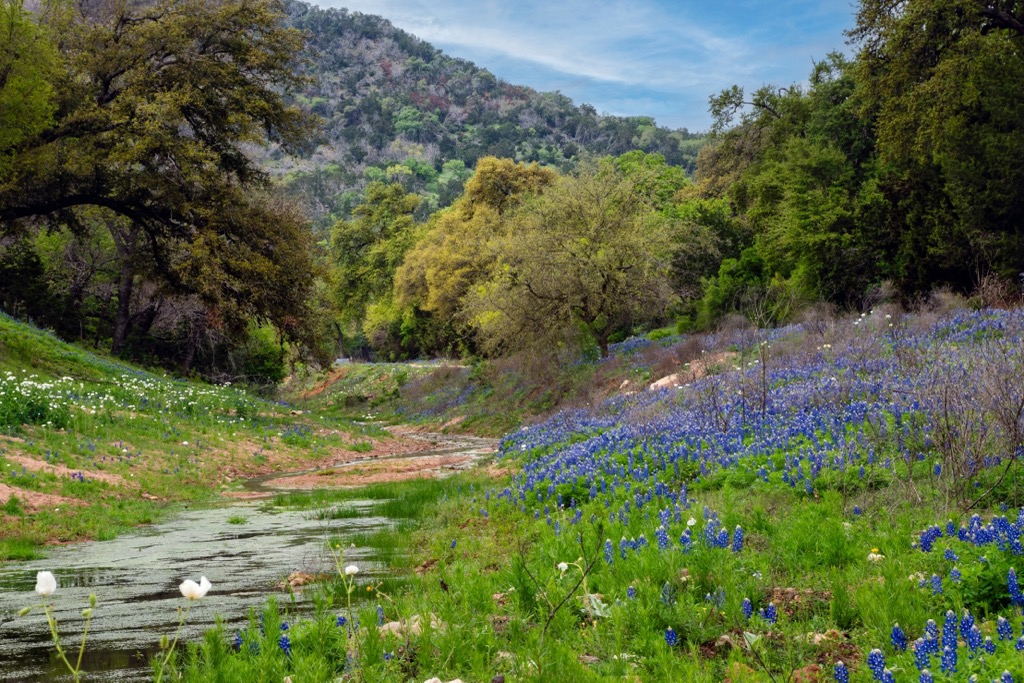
{"left": 0, "top": 0, "right": 57, "bottom": 165}
{"left": 466, "top": 157, "right": 677, "bottom": 357}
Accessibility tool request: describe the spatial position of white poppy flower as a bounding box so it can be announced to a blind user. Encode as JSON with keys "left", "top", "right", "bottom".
{"left": 344, "top": 565, "right": 359, "bottom": 576}
{"left": 179, "top": 576, "right": 212, "bottom": 599}
{"left": 35, "top": 571, "right": 57, "bottom": 597}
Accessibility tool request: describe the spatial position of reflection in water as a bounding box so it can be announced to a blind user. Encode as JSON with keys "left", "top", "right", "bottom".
{"left": 0, "top": 500, "right": 389, "bottom": 682}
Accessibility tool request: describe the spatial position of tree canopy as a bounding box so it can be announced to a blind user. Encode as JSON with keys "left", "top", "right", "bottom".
{"left": 0, "top": 0, "right": 322, "bottom": 371}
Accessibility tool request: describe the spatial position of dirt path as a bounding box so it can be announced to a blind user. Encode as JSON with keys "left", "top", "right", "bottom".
{"left": 236, "top": 429, "right": 498, "bottom": 493}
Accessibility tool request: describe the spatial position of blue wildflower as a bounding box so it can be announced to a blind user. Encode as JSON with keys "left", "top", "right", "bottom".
{"left": 966, "top": 624, "right": 982, "bottom": 651}
{"left": 626, "top": 585, "right": 636, "bottom": 600}
{"left": 604, "top": 539, "right": 614, "bottom": 564}
{"left": 664, "top": 627, "right": 678, "bottom": 647}
{"left": 834, "top": 661, "right": 849, "bottom": 683}
{"left": 891, "top": 623, "right": 907, "bottom": 652}
{"left": 732, "top": 526, "right": 744, "bottom": 553}
{"left": 912, "top": 638, "right": 930, "bottom": 670}
{"left": 931, "top": 574, "right": 943, "bottom": 595}
{"left": 919, "top": 671, "right": 933, "bottom": 683}
{"left": 940, "top": 644, "right": 957, "bottom": 674}
{"left": 760, "top": 602, "right": 777, "bottom": 624}
{"left": 742, "top": 597, "right": 752, "bottom": 620}
{"left": 867, "top": 648, "right": 885, "bottom": 679}
{"left": 997, "top": 616, "right": 1013, "bottom": 640}
{"left": 278, "top": 634, "right": 291, "bottom": 657}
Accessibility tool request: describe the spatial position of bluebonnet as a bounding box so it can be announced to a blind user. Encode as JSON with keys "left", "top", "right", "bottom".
{"left": 742, "top": 597, "right": 752, "bottom": 620}
{"left": 833, "top": 661, "right": 849, "bottom": 683}
{"left": 655, "top": 525, "right": 669, "bottom": 551}
{"left": 377, "top": 605, "right": 385, "bottom": 626}
{"left": 983, "top": 636, "right": 995, "bottom": 654}
{"left": 891, "top": 623, "right": 907, "bottom": 652}
{"left": 997, "top": 616, "right": 1013, "bottom": 640}
{"left": 867, "top": 648, "right": 885, "bottom": 679}
{"left": 943, "top": 610, "right": 957, "bottom": 650}
{"left": 912, "top": 639, "right": 930, "bottom": 670}
{"left": 919, "top": 671, "right": 933, "bottom": 683}
{"left": 1010, "top": 567, "right": 1023, "bottom": 605}
{"left": 233, "top": 632, "right": 243, "bottom": 651}
{"left": 626, "top": 585, "right": 637, "bottom": 600}
{"left": 966, "top": 624, "right": 982, "bottom": 651}
{"left": 943, "top": 547, "right": 958, "bottom": 562}
{"left": 949, "top": 566, "right": 961, "bottom": 582}
{"left": 959, "top": 610, "right": 975, "bottom": 641}
{"left": 940, "top": 644, "right": 957, "bottom": 674}
{"left": 880, "top": 669, "right": 895, "bottom": 683}
{"left": 931, "top": 574, "right": 942, "bottom": 595}
{"left": 604, "top": 539, "right": 614, "bottom": 564}
{"left": 1001, "top": 672, "right": 1014, "bottom": 683}
{"left": 664, "top": 627, "right": 678, "bottom": 647}
{"left": 336, "top": 615, "right": 347, "bottom": 627}
{"left": 278, "top": 634, "right": 291, "bottom": 657}
{"left": 732, "top": 526, "right": 744, "bottom": 552}
{"left": 760, "top": 602, "right": 777, "bottom": 624}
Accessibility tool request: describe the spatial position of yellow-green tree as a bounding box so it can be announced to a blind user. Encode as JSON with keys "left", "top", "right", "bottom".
{"left": 465, "top": 159, "right": 676, "bottom": 358}
{"left": 393, "top": 157, "right": 555, "bottom": 350}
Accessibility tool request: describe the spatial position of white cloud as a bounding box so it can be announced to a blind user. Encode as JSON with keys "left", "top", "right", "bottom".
{"left": 320, "top": 0, "right": 756, "bottom": 92}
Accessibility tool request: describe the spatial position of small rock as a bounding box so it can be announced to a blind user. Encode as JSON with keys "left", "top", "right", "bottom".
{"left": 715, "top": 634, "right": 736, "bottom": 649}
{"left": 648, "top": 373, "right": 682, "bottom": 391}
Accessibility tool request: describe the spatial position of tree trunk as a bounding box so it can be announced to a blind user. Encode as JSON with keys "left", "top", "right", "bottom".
{"left": 111, "top": 262, "right": 134, "bottom": 355}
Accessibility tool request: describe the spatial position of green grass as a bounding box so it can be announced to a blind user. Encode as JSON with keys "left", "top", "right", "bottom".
{"left": 0, "top": 538, "right": 43, "bottom": 561}
{"left": 0, "top": 314, "right": 396, "bottom": 558}
{"left": 227, "top": 515, "right": 248, "bottom": 525}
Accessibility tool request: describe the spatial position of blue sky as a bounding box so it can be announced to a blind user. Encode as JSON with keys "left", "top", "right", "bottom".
{"left": 313, "top": 0, "right": 859, "bottom": 132}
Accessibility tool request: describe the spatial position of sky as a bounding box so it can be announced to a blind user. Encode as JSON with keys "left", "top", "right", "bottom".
{"left": 311, "top": 0, "right": 860, "bottom": 132}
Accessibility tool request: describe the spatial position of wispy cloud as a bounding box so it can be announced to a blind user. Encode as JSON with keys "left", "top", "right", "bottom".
{"left": 312, "top": 0, "right": 856, "bottom": 129}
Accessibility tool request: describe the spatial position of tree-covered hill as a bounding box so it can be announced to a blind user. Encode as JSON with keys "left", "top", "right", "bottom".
{"left": 275, "top": 0, "right": 705, "bottom": 226}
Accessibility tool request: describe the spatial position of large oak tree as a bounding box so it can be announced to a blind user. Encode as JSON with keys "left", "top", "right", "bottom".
{"left": 0, "top": 0, "right": 319, "bottom": 359}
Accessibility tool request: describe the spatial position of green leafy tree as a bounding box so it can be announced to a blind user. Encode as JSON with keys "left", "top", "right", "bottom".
{"left": 850, "top": 0, "right": 1024, "bottom": 292}
{"left": 465, "top": 158, "right": 676, "bottom": 358}
{"left": 0, "top": 0, "right": 322, "bottom": 361}
{"left": 0, "top": 0, "right": 57, "bottom": 171}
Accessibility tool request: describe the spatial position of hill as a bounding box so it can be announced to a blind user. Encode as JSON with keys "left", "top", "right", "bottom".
{"left": 273, "top": 0, "right": 705, "bottom": 226}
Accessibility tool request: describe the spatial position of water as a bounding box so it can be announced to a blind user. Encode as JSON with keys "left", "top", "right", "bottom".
{"left": 0, "top": 500, "right": 389, "bottom": 682}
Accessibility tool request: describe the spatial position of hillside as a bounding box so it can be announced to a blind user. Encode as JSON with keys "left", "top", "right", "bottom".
{"left": 273, "top": 0, "right": 705, "bottom": 226}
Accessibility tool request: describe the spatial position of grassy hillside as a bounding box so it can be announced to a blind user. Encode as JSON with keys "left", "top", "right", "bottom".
{"left": 0, "top": 313, "right": 386, "bottom": 561}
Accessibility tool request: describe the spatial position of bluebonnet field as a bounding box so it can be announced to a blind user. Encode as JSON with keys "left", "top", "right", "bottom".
{"left": 164, "top": 306, "right": 1024, "bottom": 682}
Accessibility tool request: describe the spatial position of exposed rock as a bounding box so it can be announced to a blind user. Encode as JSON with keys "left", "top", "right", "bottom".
{"left": 648, "top": 373, "right": 683, "bottom": 391}
{"left": 379, "top": 613, "right": 444, "bottom": 637}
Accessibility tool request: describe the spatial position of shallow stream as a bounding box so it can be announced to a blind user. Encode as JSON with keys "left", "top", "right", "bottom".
{"left": 0, "top": 498, "right": 388, "bottom": 682}
{"left": 0, "top": 431, "right": 496, "bottom": 682}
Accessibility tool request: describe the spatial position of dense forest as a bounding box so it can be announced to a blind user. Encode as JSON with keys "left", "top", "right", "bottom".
{"left": 1, "top": 0, "right": 1022, "bottom": 382}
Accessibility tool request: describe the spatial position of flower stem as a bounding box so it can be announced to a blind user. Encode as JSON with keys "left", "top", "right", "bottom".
{"left": 75, "top": 604, "right": 95, "bottom": 675}
{"left": 43, "top": 604, "right": 80, "bottom": 683}
{"left": 155, "top": 602, "right": 192, "bottom": 683}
